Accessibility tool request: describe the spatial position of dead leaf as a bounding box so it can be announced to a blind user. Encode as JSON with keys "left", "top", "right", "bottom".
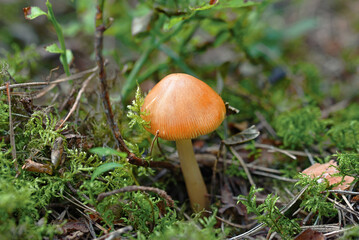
{"left": 51, "top": 137, "right": 64, "bottom": 168}
{"left": 294, "top": 228, "right": 325, "bottom": 240}
{"left": 22, "top": 159, "right": 53, "bottom": 175}
{"left": 61, "top": 219, "right": 89, "bottom": 234}
{"left": 23, "top": 7, "right": 31, "bottom": 19}
{"left": 302, "top": 160, "right": 354, "bottom": 190}
{"left": 350, "top": 195, "right": 359, "bottom": 203}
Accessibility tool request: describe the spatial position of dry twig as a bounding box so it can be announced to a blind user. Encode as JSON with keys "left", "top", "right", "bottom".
{"left": 94, "top": 0, "right": 176, "bottom": 170}
{"left": 94, "top": 226, "right": 133, "bottom": 240}
{"left": 97, "top": 185, "right": 174, "bottom": 207}
{"left": 229, "top": 146, "right": 255, "bottom": 186}
{"left": 6, "top": 83, "right": 19, "bottom": 172}
{"left": 57, "top": 72, "right": 96, "bottom": 129}
{"left": 0, "top": 66, "right": 98, "bottom": 91}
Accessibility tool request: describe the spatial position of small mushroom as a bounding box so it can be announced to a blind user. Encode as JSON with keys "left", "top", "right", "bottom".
{"left": 141, "top": 73, "right": 226, "bottom": 211}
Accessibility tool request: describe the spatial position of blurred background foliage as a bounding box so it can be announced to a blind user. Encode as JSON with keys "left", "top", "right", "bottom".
{"left": 1, "top": 0, "right": 358, "bottom": 123}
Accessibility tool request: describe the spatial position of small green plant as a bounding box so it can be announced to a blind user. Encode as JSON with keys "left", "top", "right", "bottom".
{"left": 295, "top": 174, "right": 337, "bottom": 218}
{"left": 0, "top": 97, "right": 8, "bottom": 136}
{"left": 0, "top": 141, "right": 59, "bottom": 239}
{"left": 226, "top": 164, "right": 247, "bottom": 179}
{"left": 340, "top": 225, "right": 359, "bottom": 240}
{"left": 335, "top": 152, "right": 359, "bottom": 178}
{"left": 328, "top": 121, "right": 359, "bottom": 150}
{"left": 143, "top": 209, "right": 226, "bottom": 240}
{"left": 24, "top": 111, "right": 67, "bottom": 156}
{"left": 245, "top": 140, "right": 262, "bottom": 159}
{"left": 0, "top": 44, "right": 40, "bottom": 83}
{"left": 126, "top": 86, "right": 152, "bottom": 163}
{"left": 127, "top": 86, "right": 150, "bottom": 129}
{"left": 275, "top": 106, "right": 326, "bottom": 149}
{"left": 0, "top": 177, "right": 59, "bottom": 240}
{"left": 24, "top": 0, "right": 72, "bottom": 76}
{"left": 238, "top": 186, "right": 301, "bottom": 239}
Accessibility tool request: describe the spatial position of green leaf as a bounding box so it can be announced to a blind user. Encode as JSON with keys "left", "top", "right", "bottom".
{"left": 91, "top": 162, "right": 123, "bottom": 181}
{"left": 90, "top": 147, "right": 127, "bottom": 157}
{"left": 45, "top": 43, "right": 63, "bottom": 54}
{"left": 59, "top": 49, "right": 74, "bottom": 65}
{"left": 23, "top": 6, "right": 47, "bottom": 20}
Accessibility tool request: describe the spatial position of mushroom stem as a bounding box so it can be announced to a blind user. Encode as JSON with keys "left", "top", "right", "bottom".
{"left": 176, "top": 139, "right": 209, "bottom": 212}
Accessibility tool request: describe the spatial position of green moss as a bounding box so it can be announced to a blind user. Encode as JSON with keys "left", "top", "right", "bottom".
{"left": 275, "top": 106, "right": 326, "bottom": 149}
{"left": 328, "top": 120, "right": 359, "bottom": 150}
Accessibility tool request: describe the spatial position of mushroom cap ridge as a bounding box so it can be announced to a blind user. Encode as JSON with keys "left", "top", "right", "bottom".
{"left": 141, "top": 73, "right": 226, "bottom": 141}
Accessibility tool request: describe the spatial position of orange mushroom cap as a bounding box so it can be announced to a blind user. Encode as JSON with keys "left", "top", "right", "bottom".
{"left": 141, "top": 73, "right": 226, "bottom": 141}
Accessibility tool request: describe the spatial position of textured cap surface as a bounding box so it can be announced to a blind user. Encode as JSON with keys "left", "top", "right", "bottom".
{"left": 141, "top": 73, "right": 226, "bottom": 140}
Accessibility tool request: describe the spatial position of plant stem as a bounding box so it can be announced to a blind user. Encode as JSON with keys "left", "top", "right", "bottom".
{"left": 46, "top": 0, "right": 70, "bottom": 76}
{"left": 93, "top": 0, "right": 176, "bottom": 170}
{"left": 176, "top": 139, "right": 209, "bottom": 212}
{"left": 121, "top": 22, "right": 185, "bottom": 100}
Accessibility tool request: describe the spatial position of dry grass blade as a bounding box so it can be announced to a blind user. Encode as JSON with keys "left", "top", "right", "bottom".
{"left": 230, "top": 146, "right": 255, "bottom": 187}
{"left": 6, "top": 83, "right": 19, "bottom": 173}
{"left": 94, "top": 226, "right": 133, "bottom": 240}
{"left": 327, "top": 198, "right": 359, "bottom": 218}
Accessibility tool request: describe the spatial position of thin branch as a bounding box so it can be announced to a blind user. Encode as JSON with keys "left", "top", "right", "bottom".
{"left": 97, "top": 185, "right": 174, "bottom": 207}
{"left": 328, "top": 190, "right": 359, "bottom": 195}
{"left": 149, "top": 130, "right": 159, "bottom": 155}
{"left": 6, "top": 83, "right": 19, "bottom": 172}
{"left": 327, "top": 197, "right": 359, "bottom": 218}
{"left": 0, "top": 66, "right": 98, "bottom": 91}
{"left": 300, "top": 224, "right": 341, "bottom": 232}
{"left": 255, "top": 111, "right": 277, "bottom": 138}
{"left": 66, "top": 182, "right": 90, "bottom": 201}
{"left": 94, "top": 226, "right": 133, "bottom": 240}
{"left": 210, "top": 142, "right": 225, "bottom": 204}
{"left": 305, "top": 148, "right": 315, "bottom": 165}
{"left": 324, "top": 226, "right": 356, "bottom": 238}
{"left": 341, "top": 194, "right": 355, "bottom": 211}
{"left": 63, "top": 191, "right": 97, "bottom": 214}
{"left": 253, "top": 143, "right": 297, "bottom": 160}
{"left": 251, "top": 170, "right": 298, "bottom": 183}
{"left": 229, "top": 146, "right": 255, "bottom": 187}
{"left": 95, "top": 0, "right": 128, "bottom": 153}
{"left": 94, "top": 0, "right": 176, "bottom": 170}
{"left": 57, "top": 72, "right": 96, "bottom": 130}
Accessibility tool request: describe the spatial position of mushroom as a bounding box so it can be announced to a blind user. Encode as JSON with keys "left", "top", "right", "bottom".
{"left": 141, "top": 73, "right": 226, "bottom": 211}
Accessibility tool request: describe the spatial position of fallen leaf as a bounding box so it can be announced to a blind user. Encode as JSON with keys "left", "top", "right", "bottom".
{"left": 350, "top": 195, "right": 359, "bottom": 203}
{"left": 22, "top": 159, "right": 53, "bottom": 175}
{"left": 61, "top": 219, "right": 89, "bottom": 234}
{"left": 302, "top": 160, "right": 354, "bottom": 190}
{"left": 294, "top": 228, "right": 325, "bottom": 240}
